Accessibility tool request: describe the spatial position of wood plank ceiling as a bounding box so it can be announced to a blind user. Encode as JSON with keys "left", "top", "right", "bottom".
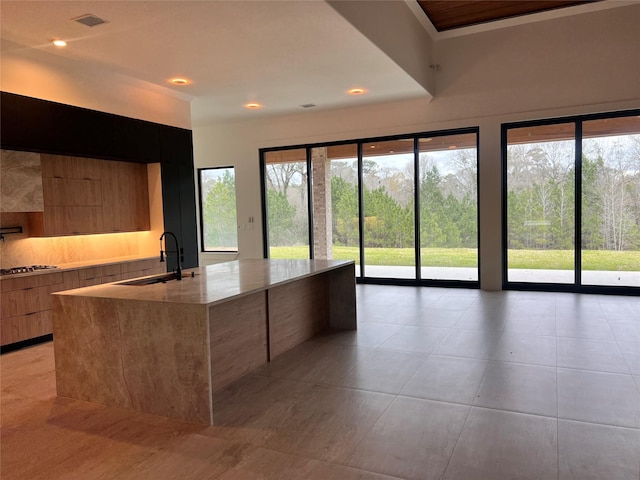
{"left": 417, "top": 0, "right": 601, "bottom": 31}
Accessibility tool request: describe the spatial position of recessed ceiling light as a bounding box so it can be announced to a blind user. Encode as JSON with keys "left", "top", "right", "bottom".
{"left": 169, "top": 78, "right": 190, "bottom": 86}
{"left": 52, "top": 39, "right": 67, "bottom": 47}
{"left": 348, "top": 87, "right": 367, "bottom": 95}
{"left": 244, "top": 102, "right": 263, "bottom": 109}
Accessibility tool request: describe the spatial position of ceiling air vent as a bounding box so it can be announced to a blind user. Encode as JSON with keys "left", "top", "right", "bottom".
{"left": 73, "top": 14, "right": 109, "bottom": 27}
{"left": 300, "top": 104, "right": 317, "bottom": 109}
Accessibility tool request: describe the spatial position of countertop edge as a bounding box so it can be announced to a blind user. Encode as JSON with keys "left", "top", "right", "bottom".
{"left": 52, "top": 259, "right": 355, "bottom": 307}
{"left": 0, "top": 256, "right": 162, "bottom": 280}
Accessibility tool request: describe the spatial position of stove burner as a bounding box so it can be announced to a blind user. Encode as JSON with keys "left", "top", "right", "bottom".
{"left": 0, "top": 265, "right": 59, "bottom": 276}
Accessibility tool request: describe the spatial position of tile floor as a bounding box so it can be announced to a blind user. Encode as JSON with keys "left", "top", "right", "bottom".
{"left": 2, "top": 285, "right": 639, "bottom": 479}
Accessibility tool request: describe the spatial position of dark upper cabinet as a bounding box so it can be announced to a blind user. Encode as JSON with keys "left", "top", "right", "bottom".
{"left": 1, "top": 92, "right": 161, "bottom": 164}
{"left": 0, "top": 93, "right": 20, "bottom": 148}
{"left": 52, "top": 104, "right": 114, "bottom": 158}
{"left": 113, "top": 117, "right": 160, "bottom": 163}
{"left": 1, "top": 92, "right": 54, "bottom": 152}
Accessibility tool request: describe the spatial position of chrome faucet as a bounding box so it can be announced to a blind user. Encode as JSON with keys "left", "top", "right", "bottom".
{"left": 159, "top": 231, "right": 183, "bottom": 280}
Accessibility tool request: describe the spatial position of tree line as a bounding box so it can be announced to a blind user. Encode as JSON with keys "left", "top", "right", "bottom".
{"left": 264, "top": 152, "right": 478, "bottom": 249}
{"left": 203, "top": 135, "right": 639, "bottom": 255}
{"left": 508, "top": 136, "right": 640, "bottom": 251}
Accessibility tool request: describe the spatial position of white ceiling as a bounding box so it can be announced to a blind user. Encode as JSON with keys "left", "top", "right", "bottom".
{"left": 1, "top": 0, "right": 430, "bottom": 126}
{"left": 0, "top": 1, "right": 629, "bottom": 126}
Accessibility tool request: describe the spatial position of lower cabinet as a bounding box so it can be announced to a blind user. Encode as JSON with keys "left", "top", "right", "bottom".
{"left": 0, "top": 271, "right": 76, "bottom": 346}
{"left": 0, "top": 258, "right": 164, "bottom": 347}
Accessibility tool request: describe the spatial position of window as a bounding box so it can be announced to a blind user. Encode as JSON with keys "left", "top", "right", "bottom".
{"left": 198, "top": 167, "right": 238, "bottom": 252}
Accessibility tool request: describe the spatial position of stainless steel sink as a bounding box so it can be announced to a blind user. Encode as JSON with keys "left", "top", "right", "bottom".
{"left": 116, "top": 273, "right": 182, "bottom": 286}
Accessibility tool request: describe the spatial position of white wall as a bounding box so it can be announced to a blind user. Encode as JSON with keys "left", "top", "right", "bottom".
{"left": 0, "top": 42, "right": 191, "bottom": 128}
{"left": 193, "top": 4, "right": 640, "bottom": 290}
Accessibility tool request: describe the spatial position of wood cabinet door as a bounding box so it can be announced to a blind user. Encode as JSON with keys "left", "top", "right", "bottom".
{"left": 117, "top": 162, "right": 150, "bottom": 232}
{"left": 43, "top": 206, "right": 105, "bottom": 235}
{"left": 37, "top": 155, "right": 149, "bottom": 235}
{"left": 44, "top": 178, "right": 102, "bottom": 207}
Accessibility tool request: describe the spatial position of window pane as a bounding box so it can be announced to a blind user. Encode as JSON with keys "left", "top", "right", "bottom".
{"left": 582, "top": 116, "right": 640, "bottom": 287}
{"left": 419, "top": 133, "right": 478, "bottom": 281}
{"left": 362, "top": 139, "right": 415, "bottom": 279}
{"left": 200, "top": 167, "right": 238, "bottom": 251}
{"left": 264, "top": 149, "right": 310, "bottom": 259}
{"left": 506, "top": 123, "right": 575, "bottom": 284}
{"left": 324, "top": 143, "right": 360, "bottom": 275}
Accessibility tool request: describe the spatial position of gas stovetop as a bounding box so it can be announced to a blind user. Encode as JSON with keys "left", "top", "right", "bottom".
{"left": 0, "top": 265, "right": 59, "bottom": 276}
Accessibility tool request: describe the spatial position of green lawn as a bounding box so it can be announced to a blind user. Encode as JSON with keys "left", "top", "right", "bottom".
{"left": 269, "top": 246, "right": 639, "bottom": 271}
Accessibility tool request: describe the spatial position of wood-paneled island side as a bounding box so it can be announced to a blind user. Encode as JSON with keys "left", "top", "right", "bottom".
{"left": 52, "top": 259, "right": 356, "bottom": 424}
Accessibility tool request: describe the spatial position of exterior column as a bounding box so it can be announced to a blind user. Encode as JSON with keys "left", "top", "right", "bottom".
{"left": 311, "top": 147, "right": 332, "bottom": 259}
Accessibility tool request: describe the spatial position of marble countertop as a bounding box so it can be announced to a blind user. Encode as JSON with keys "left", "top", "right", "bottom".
{"left": 53, "top": 258, "right": 354, "bottom": 306}
{"left": 0, "top": 256, "right": 160, "bottom": 280}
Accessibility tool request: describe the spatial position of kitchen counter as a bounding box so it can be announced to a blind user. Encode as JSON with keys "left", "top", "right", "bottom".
{"left": 56, "top": 258, "right": 351, "bottom": 305}
{"left": 0, "top": 255, "right": 161, "bottom": 279}
{"left": 52, "top": 259, "right": 356, "bottom": 424}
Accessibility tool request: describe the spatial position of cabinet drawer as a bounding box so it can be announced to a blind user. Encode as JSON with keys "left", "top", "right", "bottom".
{"left": 1, "top": 310, "right": 52, "bottom": 346}
{"left": 0, "top": 284, "right": 58, "bottom": 318}
{"left": 121, "top": 259, "right": 163, "bottom": 274}
{"left": 78, "top": 274, "right": 123, "bottom": 287}
{"left": 78, "top": 264, "right": 122, "bottom": 281}
{"left": 1, "top": 271, "right": 64, "bottom": 292}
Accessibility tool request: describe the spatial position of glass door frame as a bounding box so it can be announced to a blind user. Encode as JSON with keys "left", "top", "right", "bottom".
{"left": 260, "top": 126, "right": 480, "bottom": 288}
{"left": 501, "top": 109, "right": 640, "bottom": 295}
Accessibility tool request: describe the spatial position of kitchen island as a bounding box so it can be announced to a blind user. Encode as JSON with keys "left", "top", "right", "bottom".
{"left": 52, "top": 259, "right": 356, "bottom": 424}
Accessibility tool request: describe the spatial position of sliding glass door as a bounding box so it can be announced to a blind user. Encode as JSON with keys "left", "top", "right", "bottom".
{"left": 362, "top": 139, "right": 415, "bottom": 279}
{"left": 261, "top": 128, "right": 479, "bottom": 286}
{"left": 263, "top": 148, "right": 310, "bottom": 259}
{"left": 581, "top": 116, "right": 640, "bottom": 287}
{"left": 325, "top": 144, "right": 361, "bottom": 275}
{"left": 419, "top": 133, "right": 478, "bottom": 281}
{"left": 505, "top": 122, "right": 576, "bottom": 284}
{"left": 504, "top": 111, "right": 640, "bottom": 292}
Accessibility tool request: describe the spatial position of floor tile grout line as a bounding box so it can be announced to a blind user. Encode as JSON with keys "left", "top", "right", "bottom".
{"left": 608, "top": 314, "right": 635, "bottom": 376}
{"left": 339, "top": 391, "right": 402, "bottom": 474}
{"left": 439, "top": 301, "right": 490, "bottom": 480}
